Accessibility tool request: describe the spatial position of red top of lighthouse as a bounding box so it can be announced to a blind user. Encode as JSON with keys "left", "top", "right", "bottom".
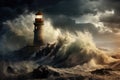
{"left": 35, "top": 11, "right": 43, "bottom": 23}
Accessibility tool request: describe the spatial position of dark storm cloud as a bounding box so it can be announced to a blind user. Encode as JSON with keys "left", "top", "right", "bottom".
{"left": 0, "top": 0, "right": 63, "bottom": 21}
{"left": 96, "top": 0, "right": 120, "bottom": 32}
{"left": 49, "top": 15, "right": 98, "bottom": 33}
{"left": 42, "top": 0, "right": 99, "bottom": 33}
{"left": 100, "top": 14, "right": 120, "bottom": 33}
{"left": 96, "top": 0, "right": 120, "bottom": 12}
{"left": 100, "top": 15, "right": 120, "bottom": 23}
{"left": 0, "top": 0, "right": 99, "bottom": 34}
{"left": 2, "top": 0, "right": 120, "bottom": 32}
{"left": 0, "top": 0, "right": 96, "bottom": 18}
{"left": 44, "top": 0, "right": 97, "bottom": 17}
{"left": 101, "top": 0, "right": 120, "bottom": 13}
{"left": 2, "top": 0, "right": 120, "bottom": 34}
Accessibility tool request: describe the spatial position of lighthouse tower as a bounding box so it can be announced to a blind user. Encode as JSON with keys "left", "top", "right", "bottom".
{"left": 34, "top": 11, "right": 44, "bottom": 46}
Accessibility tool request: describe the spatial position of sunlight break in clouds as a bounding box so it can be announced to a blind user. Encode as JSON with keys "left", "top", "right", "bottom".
{"left": 75, "top": 10, "right": 115, "bottom": 33}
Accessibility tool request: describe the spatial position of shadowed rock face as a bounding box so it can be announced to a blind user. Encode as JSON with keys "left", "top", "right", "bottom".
{"left": 7, "top": 66, "right": 15, "bottom": 74}
{"left": 32, "top": 65, "right": 50, "bottom": 79}
{"left": 91, "top": 68, "right": 112, "bottom": 75}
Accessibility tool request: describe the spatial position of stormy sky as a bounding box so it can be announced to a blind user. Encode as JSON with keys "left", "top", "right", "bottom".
{"left": 1, "top": 0, "right": 120, "bottom": 52}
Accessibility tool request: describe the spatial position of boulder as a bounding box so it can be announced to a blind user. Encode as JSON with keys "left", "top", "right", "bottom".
{"left": 32, "top": 65, "right": 50, "bottom": 78}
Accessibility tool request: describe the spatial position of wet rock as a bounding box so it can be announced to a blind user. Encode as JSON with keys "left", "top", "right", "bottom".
{"left": 32, "top": 65, "right": 50, "bottom": 79}
{"left": 55, "top": 76, "right": 85, "bottom": 80}
{"left": 91, "top": 68, "right": 112, "bottom": 75}
{"left": 7, "top": 66, "right": 15, "bottom": 74}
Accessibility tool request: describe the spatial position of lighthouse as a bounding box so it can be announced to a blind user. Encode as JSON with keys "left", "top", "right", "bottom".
{"left": 34, "top": 11, "right": 44, "bottom": 46}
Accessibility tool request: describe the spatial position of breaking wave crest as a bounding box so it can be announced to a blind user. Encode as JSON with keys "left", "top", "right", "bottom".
{"left": 38, "top": 28, "right": 117, "bottom": 68}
